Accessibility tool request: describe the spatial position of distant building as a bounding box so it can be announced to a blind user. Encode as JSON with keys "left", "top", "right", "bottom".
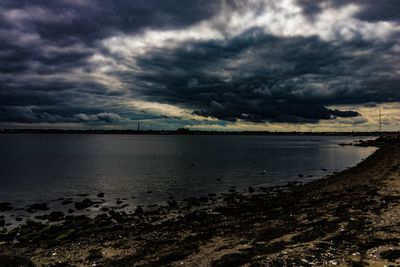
{"left": 177, "top": 128, "right": 190, "bottom": 134}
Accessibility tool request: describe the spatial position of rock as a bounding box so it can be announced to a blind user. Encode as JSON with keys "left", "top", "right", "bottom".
{"left": 212, "top": 253, "right": 251, "bottom": 267}
{"left": 0, "top": 218, "right": 5, "bottom": 227}
{"left": 77, "top": 194, "right": 89, "bottom": 197}
{"left": 48, "top": 211, "right": 64, "bottom": 222}
{"left": 135, "top": 207, "right": 144, "bottom": 215}
{"left": 116, "top": 200, "right": 123, "bottom": 205}
{"left": 286, "top": 181, "right": 300, "bottom": 187}
{"left": 146, "top": 191, "right": 152, "bottom": 194}
{"left": 328, "top": 260, "right": 337, "bottom": 265}
{"left": 65, "top": 215, "right": 91, "bottom": 226}
{"left": 86, "top": 248, "right": 103, "bottom": 261}
{"left": 68, "top": 209, "right": 75, "bottom": 214}
{"left": 26, "top": 203, "right": 49, "bottom": 213}
{"left": 61, "top": 199, "right": 73, "bottom": 205}
{"left": 298, "top": 174, "right": 304, "bottom": 178}
{"left": 186, "top": 198, "right": 200, "bottom": 207}
{"left": 15, "top": 217, "right": 23, "bottom": 222}
{"left": 380, "top": 250, "right": 400, "bottom": 262}
{"left": 97, "top": 193, "right": 104, "bottom": 198}
{"left": 199, "top": 197, "right": 208, "bottom": 203}
{"left": 100, "top": 207, "right": 109, "bottom": 212}
{"left": 339, "top": 143, "right": 352, "bottom": 146}
{"left": 74, "top": 199, "right": 96, "bottom": 210}
{"left": 0, "top": 249, "right": 35, "bottom": 267}
{"left": 248, "top": 187, "right": 255, "bottom": 193}
{"left": 0, "top": 203, "right": 12, "bottom": 212}
{"left": 167, "top": 200, "right": 179, "bottom": 209}
{"left": 108, "top": 210, "right": 126, "bottom": 222}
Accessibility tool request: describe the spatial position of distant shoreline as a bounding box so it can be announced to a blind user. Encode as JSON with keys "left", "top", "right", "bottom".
{"left": 0, "top": 128, "right": 395, "bottom": 136}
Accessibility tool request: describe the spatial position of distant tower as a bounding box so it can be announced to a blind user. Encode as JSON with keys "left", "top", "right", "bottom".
{"left": 137, "top": 122, "right": 140, "bottom": 132}
{"left": 378, "top": 106, "right": 382, "bottom": 132}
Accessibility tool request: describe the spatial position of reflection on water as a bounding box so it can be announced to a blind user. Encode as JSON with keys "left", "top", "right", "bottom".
{"left": 0, "top": 134, "right": 376, "bottom": 206}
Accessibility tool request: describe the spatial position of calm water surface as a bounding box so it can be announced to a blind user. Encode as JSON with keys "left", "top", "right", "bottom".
{"left": 0, "top": 134, "right": 376, "bottom": 207}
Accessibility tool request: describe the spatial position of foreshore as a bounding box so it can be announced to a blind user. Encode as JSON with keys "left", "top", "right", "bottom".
{"left": 1, "top": 136, "right": 400, "bottom": 266}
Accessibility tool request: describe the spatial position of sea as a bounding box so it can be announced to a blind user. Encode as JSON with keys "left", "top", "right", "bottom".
{"left": 0, "top": 134, "right": 376, "bottom": 209}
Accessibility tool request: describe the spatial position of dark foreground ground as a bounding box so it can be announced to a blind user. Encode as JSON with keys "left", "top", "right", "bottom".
{"left": 1, "top": 136, "right": 400, "bottom": 266}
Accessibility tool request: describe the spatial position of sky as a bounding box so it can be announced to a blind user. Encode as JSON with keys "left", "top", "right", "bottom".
{"left": 0, "top": 0, "right": 399, "bottom": 131}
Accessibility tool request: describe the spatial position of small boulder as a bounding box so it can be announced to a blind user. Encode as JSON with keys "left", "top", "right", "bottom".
{"left": 0, "top": 249, "right": 35, "bottom": 267}
{"left": 86, "top": 248, "right": 103, "bottom": 262}
{"left": 134, "top": 207, "right": 144, "bottom": 215}
{"left": 167, "top": 200, "right": 179, "bottom": 209}
{"left": 61, "top": 199, "right": 73, "bottom": 205}
{"left": 26, "top": 203, "right": 49, "bottom": 213}
{"left": 74, "top": 199, "right": 96, "bottom": 210}
{"left": 48, "top": 211, "right": 64, "bottom": 222}
{"left": 0, "top": 203, "right": 12, "bottom": 212}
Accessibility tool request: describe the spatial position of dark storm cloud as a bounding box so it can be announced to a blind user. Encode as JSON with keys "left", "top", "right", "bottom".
{"left": 0, "top": 0, "right": 220, "bottom": 45}
{"left": 0, "top": 0, "right": 223, "bottom": 124}
{"left": 297, "top": 0, "right": 400, "bottom": 22}
{"left": 131, "top": 28, "right": 389, "bottom": 123}
{"left": 0, "top": 0, "right": 399, "bottom": 126}
{"left": 0, "top": 105, "right": 122, "bottom": 124}
{"left": 0, "top": 0, "right": 221, "bottom": 78}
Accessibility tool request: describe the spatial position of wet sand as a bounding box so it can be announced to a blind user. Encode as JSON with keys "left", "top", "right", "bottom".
{"left": 1, "top": 136, "right": 400, "bottom": 266}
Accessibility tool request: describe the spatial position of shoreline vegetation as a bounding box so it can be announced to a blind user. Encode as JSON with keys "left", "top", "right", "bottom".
{"left": 1, "top": 136, "right": 400, "bottom": 266}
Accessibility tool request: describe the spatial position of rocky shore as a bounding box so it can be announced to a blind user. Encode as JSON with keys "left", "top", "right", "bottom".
{"left": 1, "top": 135, "right": 400, "bottom": 266}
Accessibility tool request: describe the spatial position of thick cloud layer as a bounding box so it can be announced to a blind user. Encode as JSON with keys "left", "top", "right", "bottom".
{"left": 297, "top": 0, "right": 400, "bottom": 22}
{"left": 126, "top": 26, "right": 399, "bottom": 123}
{"left": 0, "top": 0, "right": 399, "bottom": 128}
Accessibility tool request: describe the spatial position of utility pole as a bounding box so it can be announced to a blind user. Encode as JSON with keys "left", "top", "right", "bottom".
{"left": 378, "top": 106, "right": 382, "bottom": 132}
